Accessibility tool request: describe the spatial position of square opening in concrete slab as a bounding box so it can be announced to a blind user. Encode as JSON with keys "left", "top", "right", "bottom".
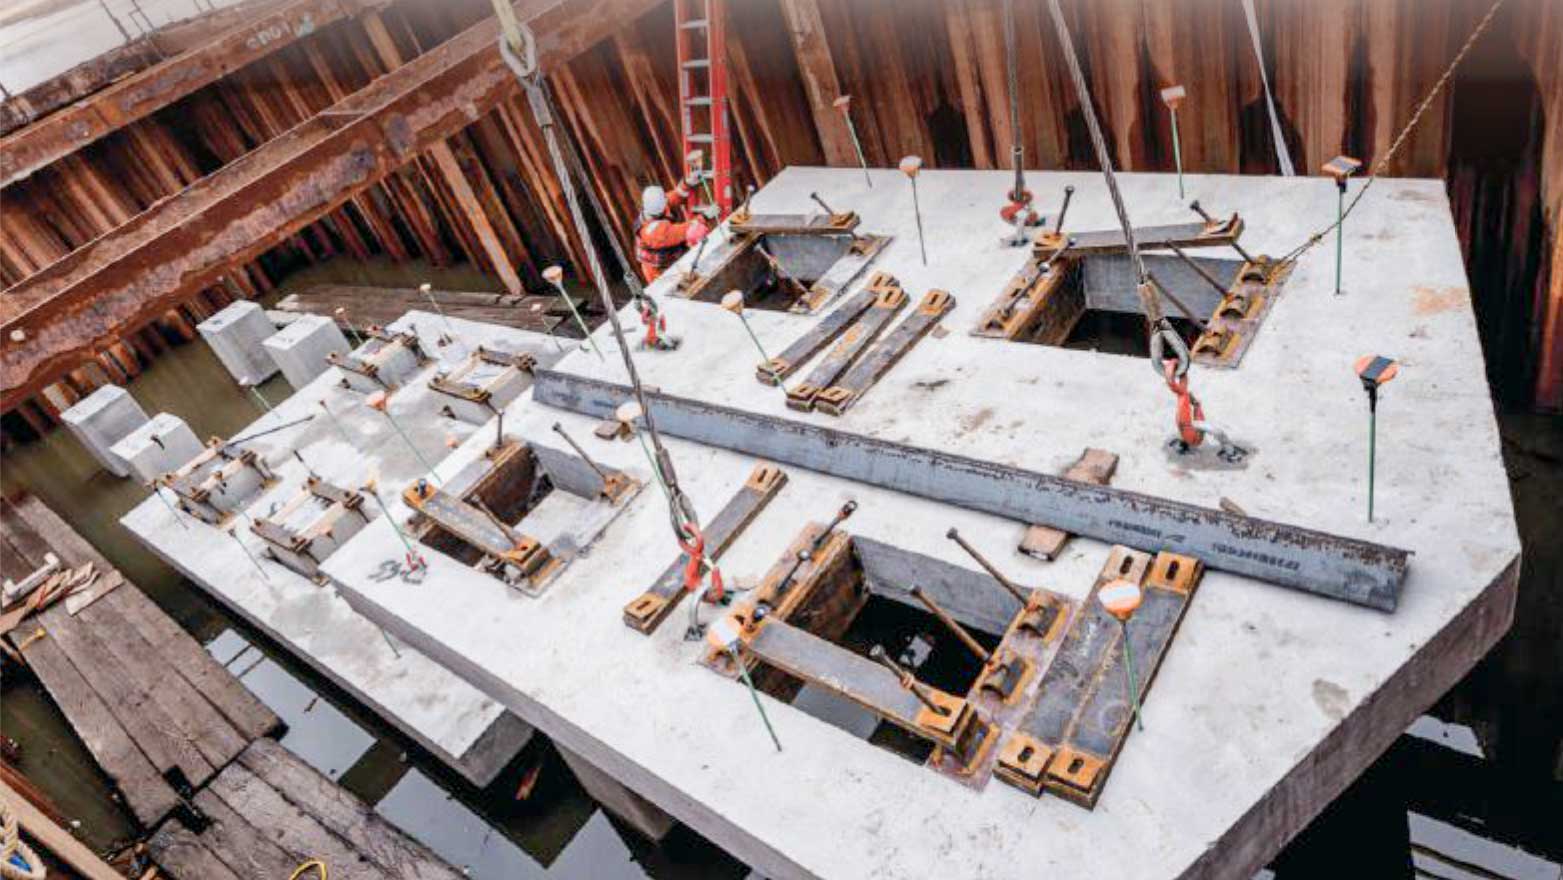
{"left": 402, "top": 437, "right": 640, "bottom": 594}
{"left": 693, "top": 232, "right": 859, "bottom": 312}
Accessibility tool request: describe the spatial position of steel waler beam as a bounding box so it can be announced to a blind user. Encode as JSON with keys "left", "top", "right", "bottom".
{"left": 0, "top": 0, "right": 390, "bottom": 186}
{"left": 0, "top": 0, "right": 661, "bottom": 411}
{"left": 530, "top": 368, "right": 1411, "bottom": 610}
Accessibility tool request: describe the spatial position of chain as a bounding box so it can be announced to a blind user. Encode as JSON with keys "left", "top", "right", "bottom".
{"left": 1274, "top": 0, "right": 1506, "bottom": 269}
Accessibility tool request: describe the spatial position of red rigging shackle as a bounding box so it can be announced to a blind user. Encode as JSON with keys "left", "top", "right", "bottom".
{"left": 1163, "top": 358, "right": 1206, "bottom": 447}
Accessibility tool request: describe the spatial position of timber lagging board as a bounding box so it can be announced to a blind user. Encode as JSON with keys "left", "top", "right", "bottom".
{"left": 995, "top": 545, "right": 1202, "bottom": 807}
{"left": 786, "top": 285, "right": 907, "bottom": 411}
{"left": 817, "top": 289, "right": 954, "bottom": 415}
{"left": 624, "top": 463, "right": 788, "bottom": 633}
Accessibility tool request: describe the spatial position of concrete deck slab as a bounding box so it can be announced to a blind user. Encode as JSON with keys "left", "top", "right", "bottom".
{"left": 123, "top": 313, "right": 563, "bottom": 787}
{"left": 320, "top": 169, "right": 1510, "bottom": 878}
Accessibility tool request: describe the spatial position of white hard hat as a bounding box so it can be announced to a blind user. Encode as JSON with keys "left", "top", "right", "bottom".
{"left": 642, "top": 185, "right": 668, "bottom": 217}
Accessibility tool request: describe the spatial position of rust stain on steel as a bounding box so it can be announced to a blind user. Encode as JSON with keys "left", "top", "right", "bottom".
{"left": 0, "top": 0, "right": 380, "bottom": 186}
{"left": 1, "top": 0, "right": 659, "bottom": 410}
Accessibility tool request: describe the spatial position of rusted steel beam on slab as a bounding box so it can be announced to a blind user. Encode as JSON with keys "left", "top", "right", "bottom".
{"left": 0, "top": 0, "right": 660, "bottom": 411}
{"left": 530, "top": 368, "right": 1412, "bottom": 610}
{"left": 0, "top": 0, "right": 387, "bottom": 186}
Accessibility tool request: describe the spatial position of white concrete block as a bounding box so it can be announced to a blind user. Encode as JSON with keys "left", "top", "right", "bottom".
{"left": 110, "top": 413, "right": 203, "bottom": 484}
{"left": 198, "top": 300, "right": 279, "bottom": 387}
{"left": 263, "top": 314, "right": 349, "bottom": 389}
{"left": 59, "top": 384, "right": 147, "bottom": 477}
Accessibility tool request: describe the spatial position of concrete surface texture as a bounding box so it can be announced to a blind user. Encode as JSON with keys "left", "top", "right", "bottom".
{"left": 262, "top": 313, "right": 350, "bottom": 390}
{"left": 59, "top": 383, "right": 147, "bottom": 477}
{"left": 122, "top": 313, "right": 561, "bottom": 787}
{"left": 110, "top": 412, "right": 202, "bottom": 485}
{"left": 255, "top": 168, "right": 1511, "bottom": 878}
{"left": 198, "top": 300, "right": 280, "bottom": 387}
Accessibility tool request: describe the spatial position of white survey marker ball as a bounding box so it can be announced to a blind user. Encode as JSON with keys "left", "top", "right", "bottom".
{"left": 542, "top": 265, "right": 564, "bottom": 285}
{"left": 899, "top": 155, "right": 923, "bottom": 177}
{"left": 615, "top": 401, "right": 644, "bottom": 425}
{"left": 832, "top": 94, "right": 851, "bottom": 110}
{"left": 419, "top": 282, "right": 432, "bottom": 293}
{"left": 721, "top": 290, "right": 745, "bottom": 314}
{"left": 706, "top": 614, "right": 743, "bottom": 652}
{"left": 1098, "top": 579, "right": 1143, "bottom": 621}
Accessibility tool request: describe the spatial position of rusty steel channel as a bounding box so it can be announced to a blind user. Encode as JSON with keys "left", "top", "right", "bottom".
{"left": 531, "top": 368, "right": 1412, "bottom": 610}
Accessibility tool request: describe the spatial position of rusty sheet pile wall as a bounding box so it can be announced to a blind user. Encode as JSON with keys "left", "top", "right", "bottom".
{"left": 1, "top": 0, "right": 1558, "bottom": 441}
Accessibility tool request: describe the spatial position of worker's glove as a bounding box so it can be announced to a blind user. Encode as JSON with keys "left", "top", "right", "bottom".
{"left": 686, "top": 216, "right": 712, "bottom": 247}
{"left": 684, "top": 169, "right": 704, "bottom": 188}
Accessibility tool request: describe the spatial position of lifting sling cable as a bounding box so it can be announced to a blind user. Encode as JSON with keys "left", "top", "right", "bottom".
{"left": 1273, "top": 0, "right": 1505, "bottom": 269}
{"left": 1042, "top": 0, "right": 1188, "bottom": 373}
{"left": 1239, "top": 0, "right": 1295, "bottom": 176}
{"left": 496, "top": 10, "right": 700, "bottom": 543}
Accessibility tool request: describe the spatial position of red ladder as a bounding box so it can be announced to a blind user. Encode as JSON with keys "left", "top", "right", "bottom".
{"left": 674, "top": 0, "right": 732, "bottom": 218}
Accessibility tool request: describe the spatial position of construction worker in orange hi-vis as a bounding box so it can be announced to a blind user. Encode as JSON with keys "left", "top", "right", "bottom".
{"left": 635, "top": 170, "right": 713, "bottom": 282}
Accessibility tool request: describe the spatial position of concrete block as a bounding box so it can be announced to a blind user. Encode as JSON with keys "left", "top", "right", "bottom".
{"left": 556, "top": 745, "right": 675, "bottom": 841}
{"left": 263, "top": 314, "right": 350, "bottom": 389}
{"left": 110, "top": 413, "right": 203, "bottom": 484}
{"left": 198, "top": 300, "right": 279, "bottom": 386}
{"left": 59, "top": 384, "right": 147, "bottom": 477}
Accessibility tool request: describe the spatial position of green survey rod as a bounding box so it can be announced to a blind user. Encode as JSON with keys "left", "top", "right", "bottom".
{"left": 1122, "top": 621, "right": 1144, "bottom": 732}
{"left": 1322, "top": 156, "right": 1361, "bottom": 297}
{"left": 1161, "top": 86, "right": 1187, "bottom": 200}
{"left": 1355, "top": 354, "right": 1398, "bottom": 524}
{"left": 369, "top": 391, "right": 442, "bottom": 486}
{"left": 365, "top": 481, "right": 422, "bottom": 564}
{"left": 543, "top": 266, "right": 603, "bottom": 361}
{"left": 733, "top": 648, "right": 783, "bottom": 753}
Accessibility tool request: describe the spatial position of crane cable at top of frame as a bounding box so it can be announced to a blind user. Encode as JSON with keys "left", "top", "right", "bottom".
{"left": 494, "top": 8, "right": 702, "bottom": 549}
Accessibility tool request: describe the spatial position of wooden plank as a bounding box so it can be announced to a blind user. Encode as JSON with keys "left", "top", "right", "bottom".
{"left": 191, "top": 786, "right": 302, "bottom": 878}
{"left": 760, "top": 287, "right": 876, "bottom": 385}
{"left": 209, "top": 762, "right": 398, "bottom": 880}
{"left": 66, "top": 597, "right": 249, "bottom": 770}
{"left": 12, "top": 494, "right": 279, "bottom": 740}
{"left": 10, "top": 633, "right": 181, "bottom": 826}
{"left": 149, "top": 822, "right": 245, "bottom": 880}
{"left": 777, "top": 0, "right": 857, "bottom": 167}
{"left": 0, "top": 778, "right": 124, "bottom": 880}
{"left": 237, "top": 738, "right": 462, "bottom": 880}
{"left": 1019, "top": 448, "right": 1119, "bottom": 561}
{"left": 38, "top": 603, "right": 216, "bottom": 787}
{"left": 817, "top": 289, "right": 953, "bottom": 415}
{"left": 785, "top": 286, "right": 907, "bottom": 411}
{"left": 623, "top": 463, "right": 789, "bottom": 634}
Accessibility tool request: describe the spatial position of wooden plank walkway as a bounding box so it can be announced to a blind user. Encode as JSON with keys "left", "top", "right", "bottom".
{"left": 1, "top": 493, "right": 463, "bottom": 879}
{"left": 2, "top": 494, "right": 279, "bottom": 828}
{"left": 277, "top": 284, "right": 561, "bottom": 336}
{"left": 149, "top": 739, "right": 462, "bottom": 880}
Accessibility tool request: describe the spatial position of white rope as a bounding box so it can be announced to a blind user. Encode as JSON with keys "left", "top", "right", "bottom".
{"left": 1240, "top": 0, "right": 1295, "bottom": 176}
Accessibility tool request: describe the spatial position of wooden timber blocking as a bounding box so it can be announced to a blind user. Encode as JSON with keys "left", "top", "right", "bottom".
{"left": 277, "top": 285, "right": 559, "bottom": 337}
{"left": 1019, "top": 448, "right": 1120, "bottom": 561}
{"left": 1, "top": 494, "right": 280, "bottom": 829}
{"left": 148, "top": 737, "right": 462, "bottom": 880}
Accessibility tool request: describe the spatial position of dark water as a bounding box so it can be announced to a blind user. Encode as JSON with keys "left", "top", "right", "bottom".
{"left": 2, "top": 258, "right": 1559, "bottom": 877}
